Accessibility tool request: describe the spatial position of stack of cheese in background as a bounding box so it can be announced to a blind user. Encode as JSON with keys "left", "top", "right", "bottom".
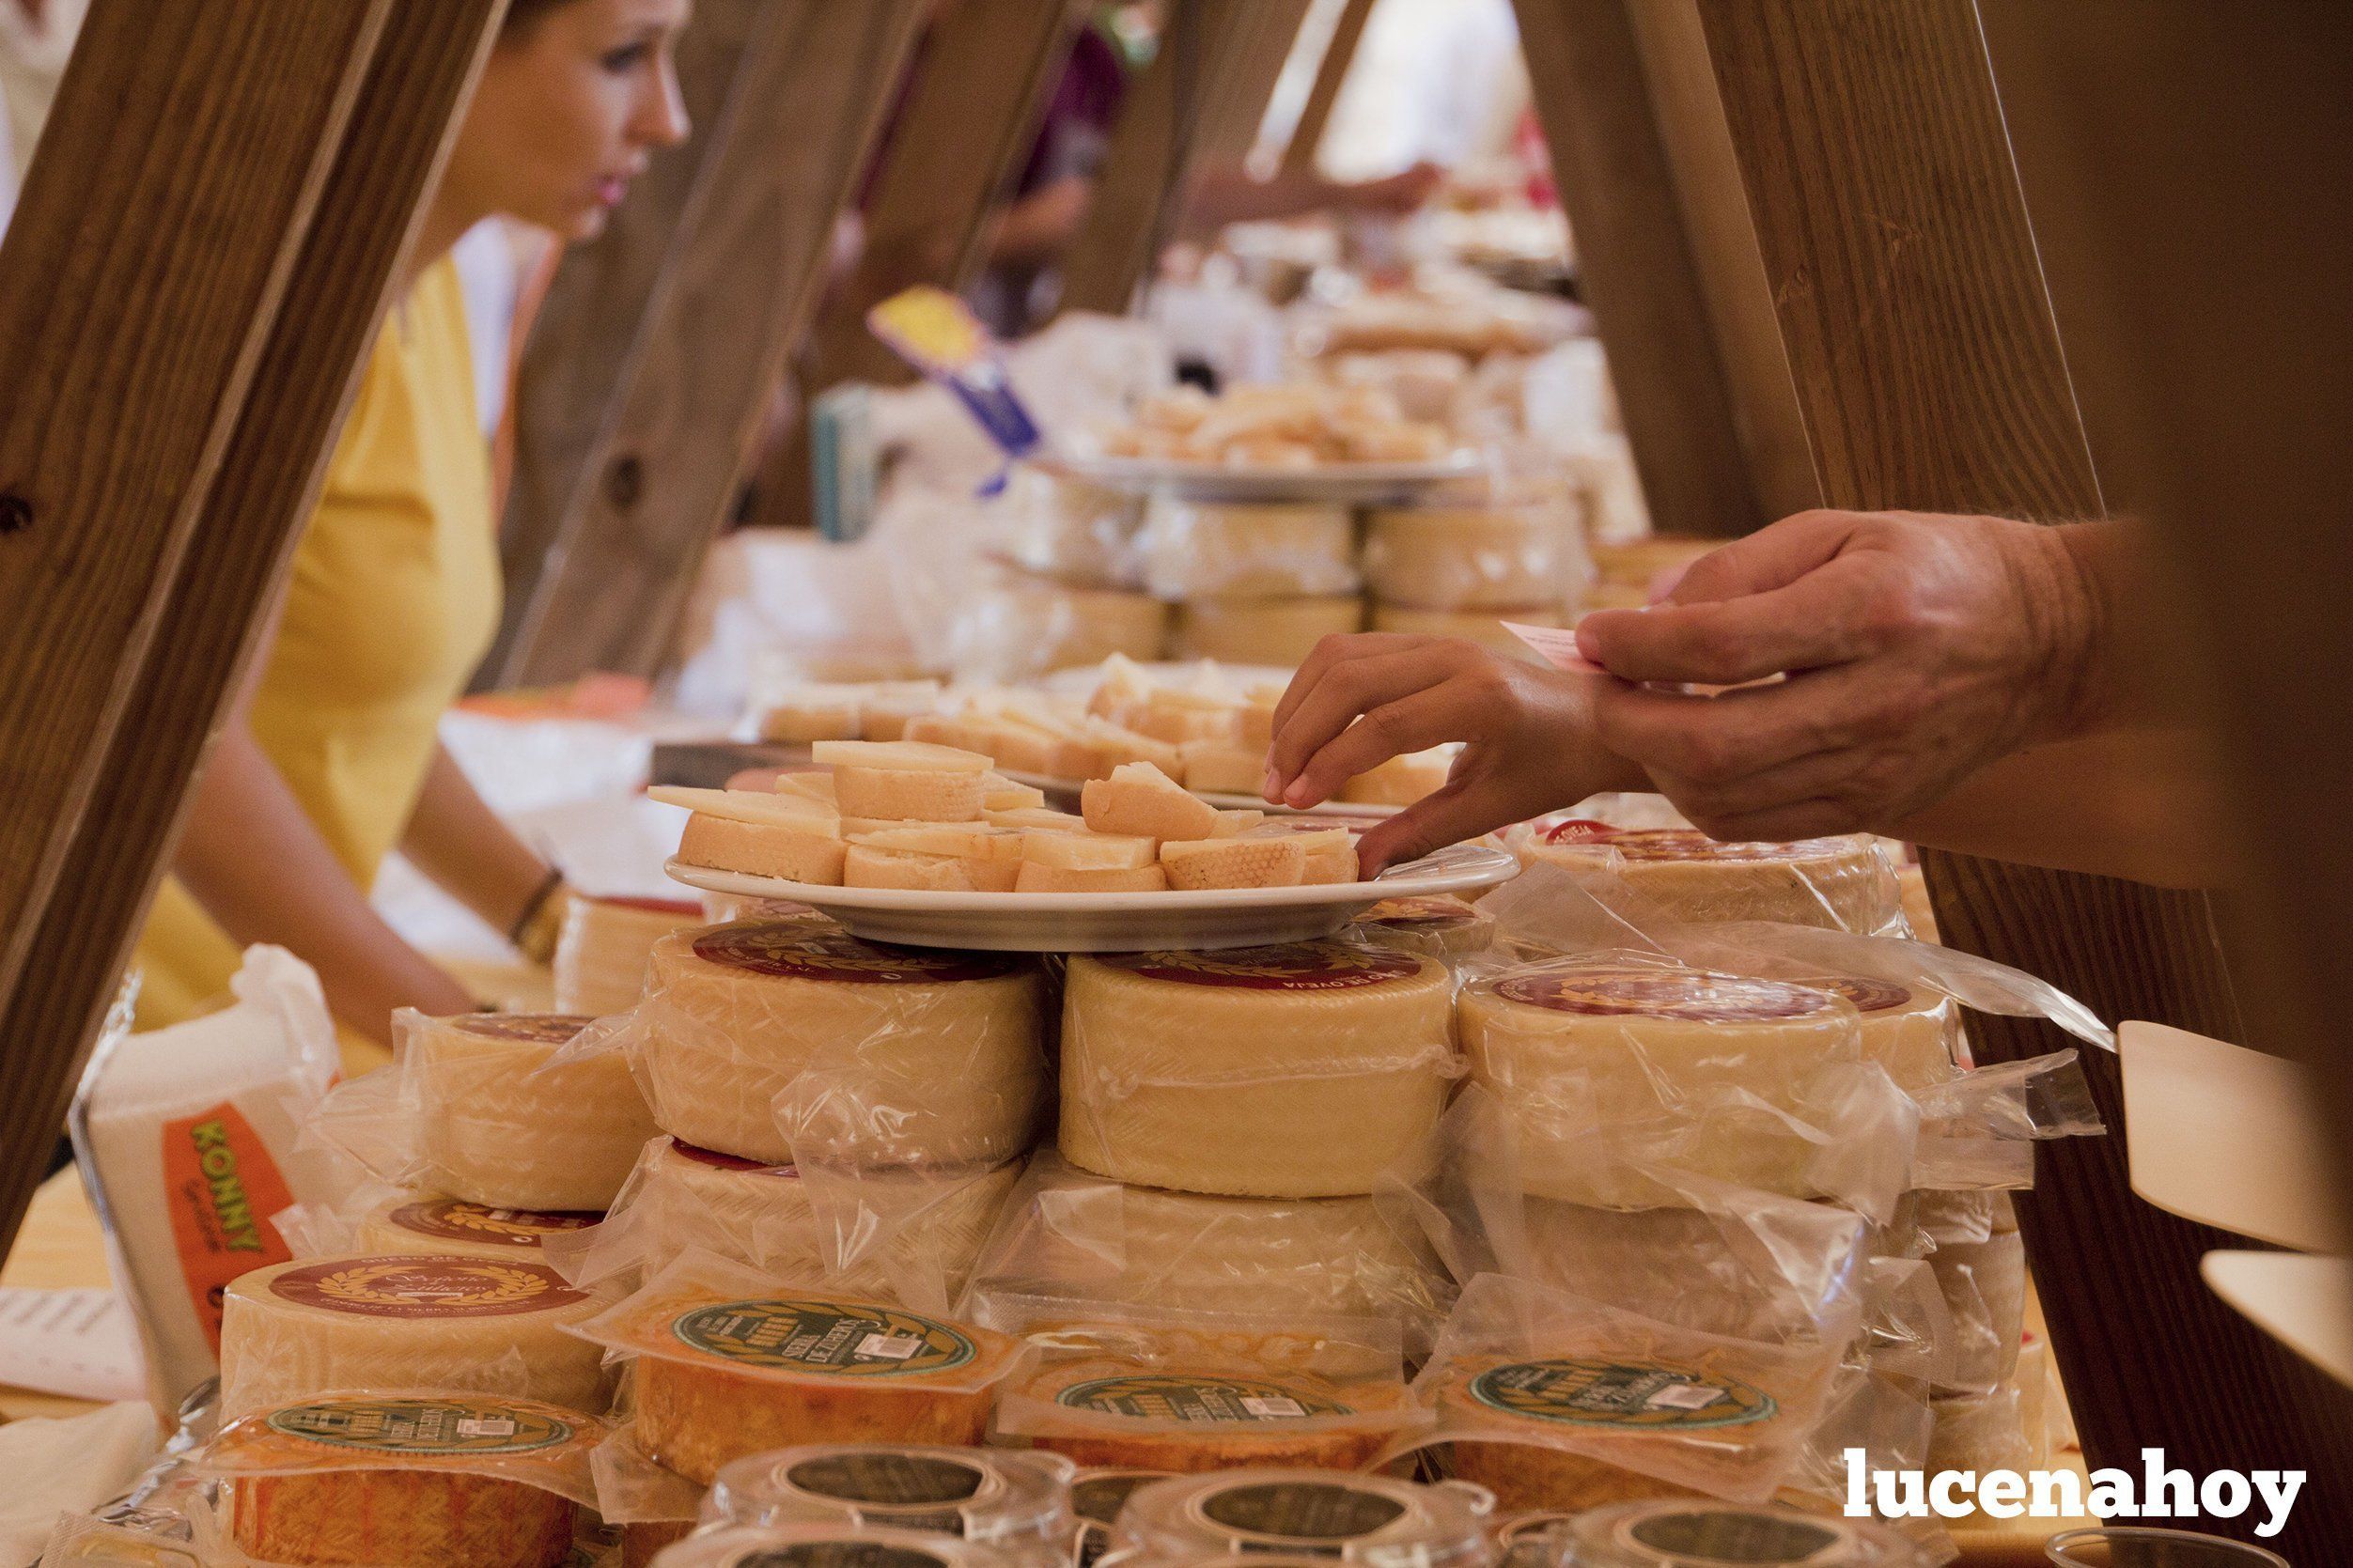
{"left": 1362, "top": 482, "right": 1591, "bottom": 662}
{"left": 1146, "top": 496, "right": 1364, "bottom": 664}
{"left": 554, "top": 893, "right": 708, "bottom": 1017}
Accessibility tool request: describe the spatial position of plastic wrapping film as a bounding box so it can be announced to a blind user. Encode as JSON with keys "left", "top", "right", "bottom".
{"left": 1401, "top": 1272, "right": 1848, "bottom": 1510}
{"left": 1168, "top": 595, "right": 1365, "bottom": 666}
{"left": 1455, "top": 953, "right": 1918, "bottom": 1216}
{"left": 1343, "top": 895, "right": 1498, "bottom": 965}
{"left": 703, "top": 1444, "right": 1075, "bottom": 1566}
{"left": 958, "top": 1151, "right": 1451, "bottom": 1350}
{"left": 191, "top": 1390, "right": 604, "bottom": 1568}
{"left": 557, "top": 895, "right": 709, "bottom": 1017}
{"left": 1056, "top": 942, "right": 1458, "bottom": 1199}
{"left": 1108, "top": 1469, "right": 1495, "bottom": 1568}
{"left": 573, "top": 1252, "right": 1027, "bottom": 1485}
{"left": 1361, "top": 494, "right": 1583, "bottom": 613}
{"left": 948, "top": 567, "right": 1170, "bottom": 682}
{"left": 1511, "top": 824, "right": 1906, "bottom": 937}
{"left": 549, "top": 1136, "right": 1020, "bottom": 1317}
{"left": 1554, "top": 1499, "right": 1930, "bottom": 1568}
{"left": 649, "top": 1522, "right": 1036, "bottom": 1568}
{"left": 305, "top": 1009, "right": 659, "bottom": 1212}
{"left": 1922, "top": 1229, "right": 2025, "bottom": 1398}
{"left": 215, "top": 1254, "right": 615, "bottom": 1419}
{"left": 989, "top": 1302, "right": 1425, "bottom": 1474}
{"left": 275, "top": 1182, "right": 604, "bottom": 1263}
{"left": 1137, "top": 498, "right": 1360, "bottom": 599}
{"left": 1001, "top": 465, "right": 1145, "bottom": 588}
{"left": 1070, "top": 1468, "right": 1173, "bottom": 1568}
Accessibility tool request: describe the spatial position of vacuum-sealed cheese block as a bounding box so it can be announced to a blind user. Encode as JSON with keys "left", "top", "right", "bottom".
{"left": 1140, "top": 500, "right": 1359, "bottom": 598}
{"left": 1348, "top": 895, "right": 1496, "bottom": 960}
{"left": 1060, "top": 944, "right": 1454, "bottom": 1198}
{"left": 203, "top": 1392, "right": 602, "bottom": 1568}
{"left": 1559, "top": 1500, "right": 1928, "bottom": 1568}
{"left": 584, "top": 1277, "right": 1022, "bottom": 1485}
{"left": 1458, "top": 962, "right": 1864, "bottom": 1205}
{"left": 633, "top": 924, "right": 1044, "bottom": 1166}
{"left": 1170, "top": 596, "right": 1363, "bottom": 666}
{"left": 706, "top": 1443, "right": 1076, "bottom": 1560}
{"left": 1111, "top": 1469, "right": 1493, "bottom": 1568}
{"left": 1005, "top": 1356, "right": 1418, "bottom": 1473}
{"left": 1363, "top": 504, "right": 1578, "bottom": 612}
{"left": 1369, "top": 604, "right": 1555, "bottom": 660}
{"left": 355, "top": 1195, "right": 601, "bottom": 1261}
{"left": 1927, "top": 1230, "right": 2025, "bottom": 1396}
{"left": 217, "top": 1255, "right": 612, "bottom": 1417}
{"left": 555, "top": 895, "right": 708, "bottom": 1017}
{"left": 954, "top": 573, "right": 1169, "bottom": 680}
{"left": 413, "top": 1013, "right": 660, "bottom": 1211}
{"left": 1519, "top": 825, "right": 1900, "bottom": 935}
{"left": 652, "top": 1523, "right": 1036, "bottom": 1568}
{"left": 1795, "top": 975, "right": 1957, "bottom": 1092}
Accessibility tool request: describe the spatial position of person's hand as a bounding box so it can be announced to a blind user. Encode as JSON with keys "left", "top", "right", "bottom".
{"left": 1575, "top": 510, "right": 2106, "bottom": 841}
{"left": 1343, "top": 161, "right": 1444, "bottom": 216}
{"left": 1265, "top": 634, "right": 1644, "bottom": 875}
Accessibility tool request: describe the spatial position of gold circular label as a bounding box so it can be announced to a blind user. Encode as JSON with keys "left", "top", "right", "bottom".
{"left": 268, "top": 1257, "right": 584, "bottom": 1318}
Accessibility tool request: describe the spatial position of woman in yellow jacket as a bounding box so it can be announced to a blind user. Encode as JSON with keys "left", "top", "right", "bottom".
{"left": 134, "top": 0, "right": 691, "bottom": 1059}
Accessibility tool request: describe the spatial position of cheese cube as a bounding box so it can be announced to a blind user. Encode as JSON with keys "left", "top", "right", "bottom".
{"left": 1082, "top": 762, "right": 1222, "bottom": 843}
{"left": 1178, "top": 742, "right": 1268, "bottom": 798}
{"left": 1023, "top": 831, "right": 1158, "bottom": 871}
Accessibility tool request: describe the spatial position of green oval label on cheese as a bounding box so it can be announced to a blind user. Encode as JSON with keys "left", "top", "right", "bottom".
{"left": 783, "top": 1451, "right": 989, "bottom": 1510}
{"left": 670, "top": 1296, "right": 978, "bottom": 1378}
{"left": 1466, "top": 1357, "right": 1776, "bottom": 1430}
{"left": 730, "top": 1545, "right": 952, "bottom": 1568}
{"left": 1197, "top": 1478, "right": 1407, "bottom": 1540}
{"left": 1101, "top": 943, "right": 1422, "bottom": 991}
{"left": 263, "top": 1395, "right": 573, "bottom": 1455}
{"left": 269, "top": 1257, "right": 585, "bottom": 1318}
{"left": 383, "top": 1199, "right": 599, "bottom": 1249}
{"left": 448, "top": 1013, "right": 595, "bottom": 1044}
{"left": 1625, "top": 1509, "right": 1845, "bottom": 1563}
{"left": 1055, "top": 1373, "right": 1345, "bottom": 1423}
{"left": 694, "top": 924, "right": 1021, "bottom": 985}
{"left": 1491, "top": 970, "right": 1836, "bottom": 1023}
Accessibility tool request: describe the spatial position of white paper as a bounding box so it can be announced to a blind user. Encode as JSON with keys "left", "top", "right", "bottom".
{"left": 0, "top": 1287, "right": 145, "bottom": 1403}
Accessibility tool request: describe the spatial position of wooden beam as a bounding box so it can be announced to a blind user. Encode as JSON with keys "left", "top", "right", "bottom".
{"left": 1688, "top": 2, "right": 2353, "bottom": 1546}
{"left": 1511, "top": 0, "right": 1773, "bottom": 538}
{"left": 1280, "top": 0, "right": 1375, "bottom": 179}
{"left": 491, "top": 0, "right": 929, "bottom": 684}
{"left": 0, "top": 0, "right": 496, "bottom": 1259}
{"left": 1191, "top": 0, "right": 1317, "bottom": 169}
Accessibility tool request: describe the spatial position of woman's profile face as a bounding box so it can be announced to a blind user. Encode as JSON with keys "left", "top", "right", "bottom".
{"left": 444, "top": 0, "right": 693, "bottom": 241}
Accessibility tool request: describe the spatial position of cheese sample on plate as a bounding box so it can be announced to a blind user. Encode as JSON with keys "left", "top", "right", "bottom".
{"left": 355, "top": 1195, "right": 601, "bottom": 1262}
{"left": 1177, "top": 741, "right": 1267, "bottom": 798}
{"left": 1059, "top": 943, "right": 1453, "bottom": 1198}
{"left": 846, "top": 846, "right": 1022, "bottom": 893}
{"left": 216, "top": 1255, "right": 611, "bottom": 1418}
{"left": 554, "top": 894, "right": 707, "bottom": 1017}
{"left": 1110, "top": 1469, "right": 1493, "bottom": 1568}
{"left": 582, "top": 1270, "right": 1022, "bottom": 1484}
{"left": 632, "top": 923, "right": 1044, "bottom": 1166}
{"left": 1348, "top": 895, "right": 1496, "bottom": 960}
{"left": 412, "top": 1012, "right": 660, "bottom": 1212}
{"left": 1457, "top": 961, "right": 1866, "bottom": 1206}
{"left": 1139, "top": 499, "right": 1359, "bottom": 598}
{"left": 1337, "top": 747, "right": 1453, "bottom": 806}
{"left": 1241, "top": 823, "right": 1360, "bottom": 885}
{"left": 704, "top": 1444, "right": 1076, "bottom": 1554}
{"left": 1172, "top": 596, "right": 1364, "bottom": 666}
{"left": 1083, "top": 762, "right": 1221, "bottom": 842}
{"left": 676, "top": 811, "right": 849, "bottom": 887}
{"left": 201, "top": 1392, "right": 602, "bottom": 1568}
{"left": 1015, "top": 861, "right": 1172, "bottom": 893}
{"left": 1519, "top": 824, "right": 1901, "bottom": 935}
{"left": 1159, "top": 833, "right": 1308, "bottom": 891}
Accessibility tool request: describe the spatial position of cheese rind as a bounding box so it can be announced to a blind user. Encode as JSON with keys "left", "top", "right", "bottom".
{"left": 1519, "top": 827, "right": 1899, "bottom": 935}
{"left": 1015, "top": 862, "right": 1171, "bottom": 894}
{"left": 1082, "top": 764, "right": 1222, "bottom": 842}
{"left": 1172, "top": 596, "right": 1363, "bottom": 666}
{"left": 1158, "top": 835, "right": 1307, "bottom": 891}
{"left": 1362, "top": 503, "right": 1579, "bottom": 612}
{"left": 412, "top": 1012, "right": 659, "bottom": 1212}
{"left": 1140, "top": 499, "right": 1358, "bottom": 598}
{"left": 833, "top": 768, "right": 989, "bottom": 823}
{"left": 677, "top": 813, "right": 849, "bottom": 886}
{"left": 554, "top": 895, "right": 707, "bottom": 1017}
{"left": 1059, "top": 943, "right": 1453, "bottom": 1197}
{"left": 1348, "top": 895, "right": 1495, "bottom": 960}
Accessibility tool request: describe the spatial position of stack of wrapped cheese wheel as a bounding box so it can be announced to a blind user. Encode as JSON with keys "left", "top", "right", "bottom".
{"left": 1363, "top": 483, "right": 1588, "bottom": 662}
{"left": 1145, "top": 495, "right": 1365, "bottom": 665}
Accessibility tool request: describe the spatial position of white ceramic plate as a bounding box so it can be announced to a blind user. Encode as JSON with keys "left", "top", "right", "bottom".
{"left": 665, "top": 844, "right": 1517, "bottom": 952}
{"left": 994, "top": 768, "right": 1399, "bottom": 820}
{"left": 1049, "top": 452, "right": 1484, "bottom": 504}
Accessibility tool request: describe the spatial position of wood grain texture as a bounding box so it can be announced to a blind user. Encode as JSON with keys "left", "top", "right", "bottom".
{"left": 0, "top": 3, "right": 508, "bottom": 1269}
{"left": 1511, "top": 0, "right": 1768, "bottom": 538}
{"left": 1190, "top": 0, "right": 1315, "bottom": 168}
{"left": 486, "top": 0, "right": 768, "bottom": 686}
{"left": 1691, "top": 0, "right": 2353, "bottom": 1540}
{"left": 1280, "top": 0, "right": 1375, "bottom": 178}
{"left": 497, "top": 0, "right": 928, "bottom": 682}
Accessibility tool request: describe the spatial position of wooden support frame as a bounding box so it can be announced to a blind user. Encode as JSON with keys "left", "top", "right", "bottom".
{"left": 1681, "top": 2, "right": 2353, "bottom": 1546}
{"left": 1279, "top": 0, "right": 1375, "bottom": 179}
{"left": 489, "top": 0, "right": 929, "bottom": 685}
{"left": 0, "top": 0, "right": 506, "bottom": 1259}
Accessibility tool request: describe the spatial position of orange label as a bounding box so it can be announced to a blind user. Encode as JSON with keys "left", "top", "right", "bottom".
{"left": 163, "top": 1101, "right": 297, "bottom": 1352}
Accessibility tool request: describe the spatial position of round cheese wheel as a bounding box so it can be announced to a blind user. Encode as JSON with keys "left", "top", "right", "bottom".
{"left": 1362, "top": 504, "right": 1578, "bottom": 612}
{"left": 1519, "top": 826, "right": 1899, "bottom": 935}
{"left": 1012, "top": 1359, "right": 1415, "bottom": 1473}
{"left": 413, "top": 1012, "right": 659, "bottom": 1212}
{"left": 1348, "top": 896, "right": 1495, "bottom": 961}
{"left": 648, "top": 1523, "right": 1035, "bottom": 1568}
{"left": 1170, "top": 595, "right": 1363, "bottom": 666}
{"left": 1561, "top": 1500, "right": 1927, "bottom": 1568}
{"left": 1928, "top": 1230, "right": 2026, "bottom": 1395}
{"left": 555, "top": 895, "right": 708, "bottom": 1017}
{"left": 1140, "top": 500, "right": 1359, "bottom": 598}
{"left": 217, "top": 1255, "right": 611, "bottom": 1418}
{"left": 1458, "top": 965, "right": 1861, "bottom": 1205}
{"left": 634, "top": 1293, "right": 1016, "bottom": 1483}
{"left": 1004, "top": 467, "right": 1145, "bottom": 587}
{"left": 1112, "top": 1469, "right": 1493, "bottom": 1568}
{"left": 956, "top": 574, "right": 1168, "bottom": 679}
{"left": 706, "top": 1444, "right": 1075, "bottom": 1553}
{"left": 1072, "top": 1469, "right": 1173, "bottom": 1568}
{"left": 354, "top": 1195, "right": 602, "bottom": 1261}
{"left": 1059, "top": 943, "right": 1454, "bottom": 1198}
{"left": 626, "top": 1140, "right": 1019, "bottom": 1306}
{"left": 1791, "top": 974, "right": 1958, "bottom": 1091}
{"left": 634, "top": 924, "right": 1045, "bottom": 1166}
{"left": 1925, "top": 1387, "right": 2033, "bottom": 1479}
{"left": 1369, "top": 603, "right": 1555, "bottom": 660}
{"left": 213, "top": 1393, "right": 598, "bottom": 1568}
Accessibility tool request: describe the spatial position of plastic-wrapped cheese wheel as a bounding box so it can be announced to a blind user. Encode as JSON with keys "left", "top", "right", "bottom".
{"left": 953, "top": 572, "right": 1168, "bottom": 680}
{"left": 354, "top": 1194, "right": 601, "bottom": 1261}
{"left": 1348, "top": 896, "right": 1497, "bottom": 961}
{"left": 1007, "top": 1357, "right": 1419, "bottom": 1473}
{"left": 1369, "top": 603, "right": 1555, "bottom": 660}
{"left": 650, "top": 1523, "right": 1036, "bottom": 1568}
{"left": 204, "top": 1392, "right": 602, "bottom": 1568}
{"left": 1139, "top": 499, "right": 1359, "bottom": 598}
{"left": 1004, "top": 467, "right": 1145, "bottom": 587}
{"left": 1791, "top": 975, "right": 1957, "bottom": 1091}
{"left": 1457, "top": 963, "right": 1862, "bottom": 1205}
{"left": 705, "top": 1443, "right": 1076, "bottom": 1560}
{"left": 632, "top": 924, "right": 1044, "bottom": 1166}
{"left": 1519, "top": 825, "right": 1901, "bottom": 935}
{"left": 1111, "top": 1469, "right": 1495, "bottom": 1568}
{"left": 1927, "top": 1229, "right": 2026, "bottom": 1396}
{"left": 413, "top": 1012, "right": 659, "bottom": 1211}
{"left": 217, "top": 1255, "right": 611, "bottom": 1417}
{"left": 1169, "top": 596, "right": 1364, "bottom": 666}
{"left": 1362, "top": 503, "right": 1579, "bottom": 612}
{"left": 554, "top": 894, "right": 708, "bottom": 1017}
{"left": 1059, "top": 943, "right": 1454, "bottom": 1198}
{"left": 1072, "top": 1469, "right": 1173, "bottom": 1568}
{"left": 1561, "top": 1500, "right": 1930, "bottom": 1568}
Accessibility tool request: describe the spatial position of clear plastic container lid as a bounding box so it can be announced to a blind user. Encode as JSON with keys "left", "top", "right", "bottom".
{"left": 704, "top": 1445, "right": 1078, "bottom": 1560}
{"left": 1110, "top": 1470, "right": 1496, "bottom": 1568}
{"left": 1563, "top": 1502, "right": 1928, "bottom": 1568}
{"left": 1071, "top": 1467, "right": 1173, "bottom": 1567}
{"left": 652, "top": 1522, "right": 1038, "bottom": 1568}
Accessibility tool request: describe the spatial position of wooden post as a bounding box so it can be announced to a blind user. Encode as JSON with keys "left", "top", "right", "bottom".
{"left": 0, "top": 0, "right": 506, "bottom": 1259}
{"left": 1688, "top": 1, "right": 2353, "bottom": 1544}
{"left": 490, "top": 0, "right": 928, "bottom": 685}
{"left": 1279, "top": 0, "right": 1375, "bottom": 178}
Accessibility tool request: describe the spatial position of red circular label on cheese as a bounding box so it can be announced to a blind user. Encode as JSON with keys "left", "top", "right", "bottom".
{"left": 693, "top": 924, "right": 1021, "bottom": 984}
{"left": 383, "top": 1200, "right": 599, "bottom": 1248}
{"left": 1547, "top": 827, "right": 1854, "bottom": 862}
{"left": 667, "top": 1140, "right": 800, "bottom": 1178}
{"left": 1799, "top": 974, "right": 1912, "bottom": 1014}
{"left": 1491, "top": 970, "right": 1837, "bottom": 1022}
{"left": 446, "top": 1013, "right": 595, "bottom": 1044}
{"left": 1535, "top": 818, "right": 1618, "bottom": 846}
{"left": 1099, "top": 943, "right": 1421, "bottom": 990}
{"left": 593, "top": 894, "right": 704, "bottom": 916}
{"left": 268, "top": 1257, "right": 586, "bottom": 1318}
{"left": 1360, "top": 896, "right": 1478, "bottom": 930}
